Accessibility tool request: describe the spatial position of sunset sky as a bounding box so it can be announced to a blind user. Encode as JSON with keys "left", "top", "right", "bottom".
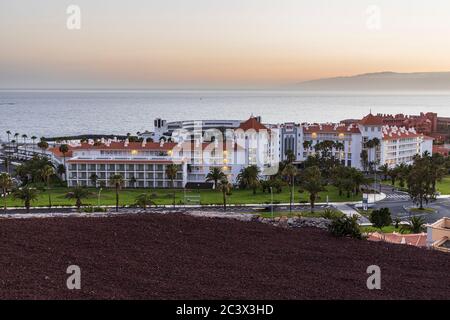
{"left": 1, "top": 0, "right": 450, "bottom": 89}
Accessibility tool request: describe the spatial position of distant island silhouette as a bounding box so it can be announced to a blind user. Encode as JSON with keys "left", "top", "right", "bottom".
{"left": 294, "top": 72, "right": 450, "bottom": 91}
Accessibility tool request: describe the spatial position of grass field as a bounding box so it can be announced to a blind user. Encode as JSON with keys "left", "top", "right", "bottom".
{"left": 4, "top": 185, "right": 362, "bottom": 208}
{"left": 360, "top": 225, "right": 412, "bottom": 234}
{"left": 382, "top": 175, "right": 450, "bottom": 195}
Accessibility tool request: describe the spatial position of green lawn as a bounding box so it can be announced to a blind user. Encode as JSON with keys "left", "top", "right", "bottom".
{"left": 360, "top": 225, "right": 412, "bottom": 234}
{"left": 4, "top": 185, "right": 362, "bottom": 208}
{"left": 382, "top": 175, "right": 450, "bottom": 195}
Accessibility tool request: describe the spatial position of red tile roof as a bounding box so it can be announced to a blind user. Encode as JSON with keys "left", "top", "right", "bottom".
{"left": 48, "top": 147, "right": 73, "bottom": 158}
{"left": 381, "top": 126, "right": 425, "bottom": 140}
{"left": 238, "top": 117, "right": 268, "bottom": 132}
{"left": 359, "top": 113, "right": 384, "bottom": 126}
{"left": 368, "top": 232, "right": 427, "bottom": 247}
{"left": 303, "top": 123, "right": 361, "bottom": 134}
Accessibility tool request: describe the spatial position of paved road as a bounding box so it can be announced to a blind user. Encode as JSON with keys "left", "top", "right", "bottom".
{"left": 373, "top": 185, "right": 450, "bottom": 223}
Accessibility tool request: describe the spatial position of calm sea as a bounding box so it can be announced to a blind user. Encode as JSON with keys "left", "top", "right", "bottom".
{"left": 1, "top": 90, "right": 450, "bottom": 140}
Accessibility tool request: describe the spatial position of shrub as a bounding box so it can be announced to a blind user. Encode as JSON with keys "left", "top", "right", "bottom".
{"left": 83, "top": 206, "right": 107, "bottom": 213}
{"left": 370, "top": 208, "right": 392, "bottom": 229}
{"left": 328, "top": 215, "right": 362, "bottom": 239}
{"left": 320, "top": 208, "right": 343, "bottom": 220}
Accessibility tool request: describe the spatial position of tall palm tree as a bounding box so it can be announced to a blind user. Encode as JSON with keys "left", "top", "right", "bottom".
{"left": 165, "top": 164, "right": 179, "bottom": 206}
{"left": 0, "top": 173, "right": 13, "bottom": 213}
{"left": 109, "top": 174, "right": 124, "bottom": 212}
{"left": 299, "top": 166, "right": 325, "bottom": 213}
{"left": 59, "top": 144, "right": 69, "bottom": 181}
{"left": 90, "top": 173, "right": 99, "bottom": 188}
{"left": 37, "top": 139, "right": 49, "bottom": 155}
{"left": 40, "top": 165, "right": 54, "bottom": 208}
{"left": 13, "top": 186, "right": 38, "bottom": 213}
{"left": 5, "top": 131, "right": 11, "bottom": 174}
{"left": 282, "top": 163, "right": 298, "bottom": 213}
{"left": 21, "top": 134, "right": 28, "bottom": 156}
{"left": 218, "top": 177, "right": 232, "bottom": 211}
{"left": 285, "top": 149, "right": 295, "bottom": 163}
{"left": 65, "top": 186, "right": 92, "bottom": 211}
{"left": 205, "top": 167, "right": 226, "bottom": 189}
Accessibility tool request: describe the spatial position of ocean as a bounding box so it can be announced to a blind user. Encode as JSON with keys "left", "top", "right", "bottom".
{"left": 1, "top": 90, "right": 450, "bottom": 140}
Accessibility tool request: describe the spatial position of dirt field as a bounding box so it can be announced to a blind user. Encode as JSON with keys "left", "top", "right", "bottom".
{"left": 0, "top": 213, "right": 448, "bottom": 300}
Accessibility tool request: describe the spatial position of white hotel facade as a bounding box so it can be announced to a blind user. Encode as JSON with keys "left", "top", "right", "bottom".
{"left": 51, "top": 114, "right": 433, "bottom": 189}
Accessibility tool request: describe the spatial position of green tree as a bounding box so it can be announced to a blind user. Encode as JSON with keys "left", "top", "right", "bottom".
{"left": 109, "top": 174, "right": 124, "bottom": 212}
{"left": 135, "top": 193, "right": 156, "bottom": 211}
{"left": 65, "top": 186, "right": 92, "bottom": 211}
{"left": 58, "top": 144, "right": 69, "bottom": 179}
{"left": 379, "top": 164, "right": 389, "bottom": 181}
{"left": 205, "top": 167, "right": 226, "bottom": 189}
{"left": 370, "top": 208, "right": 392, "bottom": 231}
{"left": 165, "top": 164, "right": 179, "bottom": 206}
{"left": 237, "top": 165, "right": 260, "bottom": 195}
{"left": 40, "top": 165, "right": 54, "bottom": 208}
{"left": 285, "top": 149, "right": 295, "bottom": 163}
{"left": 408, "top": 216, "right": 425, "bottom": 233}
{"left": 299, "top": 166, "right": 325, "bottom": 212}
{"left": 0, "top": 173, "right": 13, "bottom": 213}
{"left": 89, "top": 173, "right": 99, "bottom": 188}
{"left": 13, "top": 186, "right": 38, "bottom": 213}
{"left": 407, "top": 155, "right": 435, "bottom": 209}
{"left": 37, "top": 139, "right": 49, "bottom": 155}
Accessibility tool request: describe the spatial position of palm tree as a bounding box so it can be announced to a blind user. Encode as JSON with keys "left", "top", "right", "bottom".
{"left": 282, "top": 163, "right": 298, "bottom": 213}
{"left": 129, "top": 176, "right": 137, "bottom": 188}
{"left": 237, "top": 165, "right": 260, "bottom": 195}
{"left": 5, "top": 131, "right": 11, "bottom": 173}
{"left": 165, "top": 164, "right": 179, "bottom": 206}
{"left": 109, "top": 174, "right": 124, "bottom": 212}
{"left": 409, "top": 216, "right": 425, "bottom": 233}
{"left": 299, "top": 166, "right": 325, "bottom": 212}
{"left": 37, "top": 139, "right": 49, "bottom": 155}
{"left": 135, "top": 193, "right": 156, "bottom": 211}
{"left": 90, "top": 173, "right": 99, "bottom": 188}
{"left": 40, "top": 165, "right": 54, "bottom": 208}
{"left": 218, "top": 177, "right": 232, "bottom": 211}
{"left": 57, "top": 164, "right": 66, "bottom": 179}
{"left": 59, "top": 144, "right": 69, "bottom": 170}
{"left": 13, "top": 186, "right": 38, "bottom": 213}
{"left": 205, "top": 167, "right": 226, "bottom": 189}
{"left": 13, "top": 133, "right": 19, "bottom": 156}
{"left": 285, "top": 149, "right": 295, "bottom": 163}
{"left": 31, "top": 136, "right": 37, "bottom": 146}
{"left": 0, "top": 173, "right": 13, "bottom": 213}
{"left": 379, "top": 164, "right": 389, "bottom": 181}
{"left": 65, "top": 186, "right": 92, "bottom": 211}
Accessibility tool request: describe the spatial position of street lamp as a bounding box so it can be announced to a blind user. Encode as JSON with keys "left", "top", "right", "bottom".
{"left": 270, "top": 186, "right": 274, "bottom": 219}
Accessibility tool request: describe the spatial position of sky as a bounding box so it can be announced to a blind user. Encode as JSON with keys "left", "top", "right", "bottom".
{"left": 1, "top": 0, "right": 450, "bottom": 89}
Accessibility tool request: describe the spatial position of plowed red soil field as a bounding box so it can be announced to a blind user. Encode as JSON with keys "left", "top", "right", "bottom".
{"left": 0, "top": 214, "right": 448, "bottom": 299}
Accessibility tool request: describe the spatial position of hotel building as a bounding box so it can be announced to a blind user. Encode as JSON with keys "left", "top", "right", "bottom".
{"left": 46, "top": 113, "right": 434, "bottom": 189}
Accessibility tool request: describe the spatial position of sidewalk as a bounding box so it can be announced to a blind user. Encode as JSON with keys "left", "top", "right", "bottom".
{"left": 333, "top": 203, "right": 370, "bottom": 224}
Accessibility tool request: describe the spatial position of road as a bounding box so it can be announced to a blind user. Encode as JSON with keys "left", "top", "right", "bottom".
{"left": 372, "top": 185, "right": 450, "bottom": 223}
